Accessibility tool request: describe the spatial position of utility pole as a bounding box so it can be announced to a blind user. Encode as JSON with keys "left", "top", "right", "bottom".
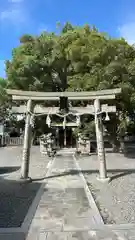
{"left": 21, "top": 99, "right": 33, "bottom": 180}
{"left": 94, "top": 99, "right": 110, "bottom": 182}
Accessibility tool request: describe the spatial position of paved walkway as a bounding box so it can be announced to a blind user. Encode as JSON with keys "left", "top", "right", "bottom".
{"left": 1, "top": 147, "right": 135, "bottom": 239}
{"left": 26, "top": 152, "right": 135, "bottom": 239}
{"left": 27, "top": 153, "right": 102, "bottom": 239}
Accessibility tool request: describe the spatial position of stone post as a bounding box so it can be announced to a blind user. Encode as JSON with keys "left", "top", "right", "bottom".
{"left": 21, "top": 99, "right": 33, "bottom": 180}
{"left": 63, "top": 116, "right": 66, "bottom": 147}
{"left": 94, "top": 99, "right": 110, "bottom": 182}
{"left": 64, "top": 128, "right": 66, "bottom": 147}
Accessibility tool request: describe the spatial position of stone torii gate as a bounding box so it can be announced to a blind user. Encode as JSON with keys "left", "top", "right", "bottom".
{"left": 7, "top": 88, "right": 121, "bottom": 182}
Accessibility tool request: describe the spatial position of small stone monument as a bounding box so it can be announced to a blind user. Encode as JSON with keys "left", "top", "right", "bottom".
{"left": 40, "top": 133, "right": 56, "bottom": 156}
{"left": 77, "top": 134, "right": 90, "bottom": 155}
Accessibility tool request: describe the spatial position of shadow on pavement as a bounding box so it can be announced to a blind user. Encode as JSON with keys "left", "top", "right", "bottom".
{"left": 124, "top": 151, "right": 135, "bottom": 159}
{"left": 0, "top": 177, "right": 44, "bottom": 239}
{"left": 31, "top": 168, "right": 135, "bottom": 182}
{"left": 0, "top": 166, "right": 20, "bottom": 175}
{"left": 0, "top": 178, "right": 41, "bottom": 228}
{"left": 0, "top": 232, "right": 26, "bottom": 240}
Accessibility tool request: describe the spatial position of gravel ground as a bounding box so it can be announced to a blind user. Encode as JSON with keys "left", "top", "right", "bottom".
{"left": 77, "top": 151, "right": 135, "bottom": 224}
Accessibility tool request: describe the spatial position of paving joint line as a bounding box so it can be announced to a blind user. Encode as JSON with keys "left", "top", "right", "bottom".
{"left": 73, "top": 154, "right": 104, "bottom": 225}
{"left": 22, "top": 156, "right": 56, "bottom": 233}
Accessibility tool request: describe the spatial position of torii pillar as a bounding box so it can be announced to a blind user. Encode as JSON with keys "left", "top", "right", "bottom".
{"left": 21, "top": 99, "right": 33, "bottom": 181}
{"left": 94, "top": 99, "right": 109, "bottom": 182}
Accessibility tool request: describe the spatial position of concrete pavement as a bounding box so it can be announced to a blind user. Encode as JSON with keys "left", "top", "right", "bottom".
{"left": 0, "top": 147, "right": 135, "bottom": 239}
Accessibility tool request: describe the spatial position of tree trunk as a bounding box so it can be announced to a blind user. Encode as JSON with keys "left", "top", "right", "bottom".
{"left": 110, "top": 135, "right": 119, "bottom": 152}
{"left": 119, "top": 137, "right": 126, "bottom": 153}
{"left": 105, "top": 117, "right": 119, "bottom": 153}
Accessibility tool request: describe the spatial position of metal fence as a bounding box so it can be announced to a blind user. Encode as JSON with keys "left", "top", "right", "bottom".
{"left": 5, "top": 137, "right": 24, "bottom": 146}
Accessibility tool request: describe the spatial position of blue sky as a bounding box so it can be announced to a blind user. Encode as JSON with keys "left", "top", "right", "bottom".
{"left": 0, "top": 0, "right": 135, "bottom": 78}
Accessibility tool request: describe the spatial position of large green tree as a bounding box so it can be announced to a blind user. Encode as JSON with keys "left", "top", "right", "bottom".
{"left": 4, "top": 23, "right": 135, "bottom": 150}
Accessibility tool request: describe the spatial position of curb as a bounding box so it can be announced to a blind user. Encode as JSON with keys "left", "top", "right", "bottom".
{"left": 73, "top": 154, "right": 104, "bottom": 225}
{"left": 22, "top": 156, "right": 56, "bottom": 233}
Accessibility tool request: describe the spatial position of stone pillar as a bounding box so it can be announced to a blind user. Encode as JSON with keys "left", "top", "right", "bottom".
{"left": 21, "top": 99, "right": 33, "bottom": 180}
{"left": 64, "top": 128, "right": 66, "bottom": 147}
{"left": 56, "top": 128, "right": 59, "bottom": 147}
{"left": 94, "top": 99, "right": 110, "bottom": 182}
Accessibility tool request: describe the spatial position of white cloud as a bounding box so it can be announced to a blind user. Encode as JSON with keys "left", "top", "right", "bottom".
{"left": 118, "top": 22, "right": 135, "bottom": 45}
{"left": 0, "top": 0, "right": 27, "bottom": 26}
{"left": 0, "top": 8, "right": 25, "bottom": 24}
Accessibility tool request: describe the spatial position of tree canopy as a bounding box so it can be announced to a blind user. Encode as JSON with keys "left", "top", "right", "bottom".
{"left": 1, "top": 22, "right": 135, "bottom": 148}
